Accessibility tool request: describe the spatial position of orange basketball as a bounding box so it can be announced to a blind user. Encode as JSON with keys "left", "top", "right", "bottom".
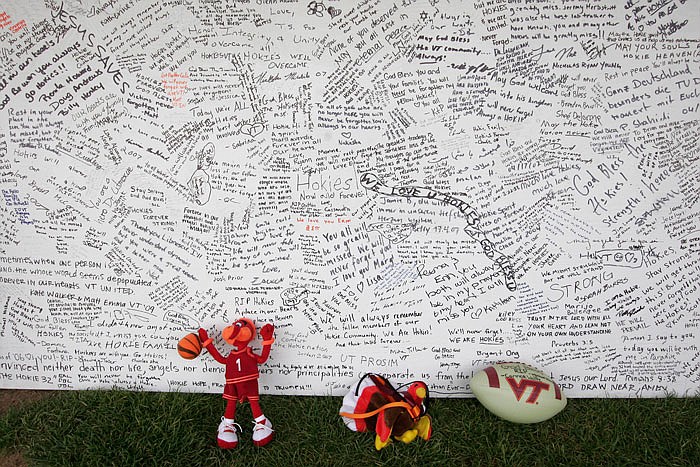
{"left": 177, "top": 332, "right": 202, "bottom": 359}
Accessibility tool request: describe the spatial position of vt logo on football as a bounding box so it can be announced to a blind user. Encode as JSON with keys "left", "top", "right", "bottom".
{"left": 505, "top": 378, "right": 562, "bottom": 404}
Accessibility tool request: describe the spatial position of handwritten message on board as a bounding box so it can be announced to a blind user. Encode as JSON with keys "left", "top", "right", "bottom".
{"left": 1, "top": 0, "right": 699, "bottom": 397}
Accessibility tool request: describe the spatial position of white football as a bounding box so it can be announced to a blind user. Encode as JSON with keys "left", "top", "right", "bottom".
{"left": 470, "top": 362, "right": 567, "bottom": 423}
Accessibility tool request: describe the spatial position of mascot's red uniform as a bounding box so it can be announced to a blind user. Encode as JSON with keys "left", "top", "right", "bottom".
{"left": 198, "top": 318, "right": 275, "bottom": 449}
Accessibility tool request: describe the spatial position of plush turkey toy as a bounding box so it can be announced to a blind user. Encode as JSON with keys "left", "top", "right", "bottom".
{"left": 340, "top": 373, "right": 432, "bottom": 450}
{"left": 198, "top": 318, "right": 275, "bottom": 449}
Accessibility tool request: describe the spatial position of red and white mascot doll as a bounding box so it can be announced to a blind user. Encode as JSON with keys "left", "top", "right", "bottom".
{"left": 198, "top": 318, "right": 275, "bottom": 449}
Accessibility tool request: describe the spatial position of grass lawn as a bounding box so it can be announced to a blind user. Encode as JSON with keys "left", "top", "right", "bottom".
{"left": 1, "top": 390, "right": 699, "bottom": 466}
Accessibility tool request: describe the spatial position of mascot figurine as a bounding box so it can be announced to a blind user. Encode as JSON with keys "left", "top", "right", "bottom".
{"left": 340, "top": 373, "right": 432, "bottom": 450}
{"left": 197, "top": 318, "right": 275, "bottom": 449}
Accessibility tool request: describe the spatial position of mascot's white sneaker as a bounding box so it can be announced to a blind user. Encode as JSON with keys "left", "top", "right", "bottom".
{"left": 217, "top": 417, "right": 240, "bottom": 449}
{"left": 252, "top": 416, "right": 274, "bottom": 447}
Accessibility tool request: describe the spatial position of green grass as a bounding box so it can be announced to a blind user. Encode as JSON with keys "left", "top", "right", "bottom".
{"left": 1, "top": 391, "right": 699, "bottom": 467}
